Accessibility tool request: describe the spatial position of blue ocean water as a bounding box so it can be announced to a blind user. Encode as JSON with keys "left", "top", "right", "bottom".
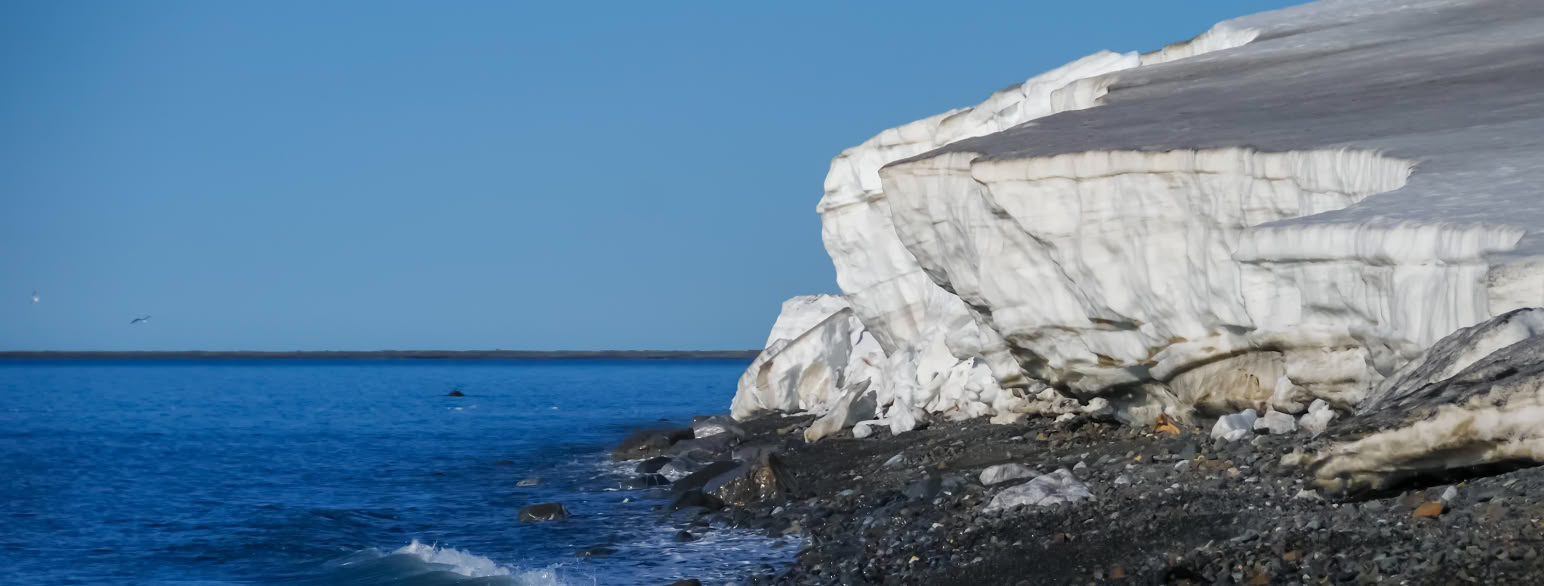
{"left": 0, "top": 359, "right": 791, "bottom": 585}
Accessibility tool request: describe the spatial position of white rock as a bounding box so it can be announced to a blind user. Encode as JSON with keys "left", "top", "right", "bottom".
{"left": 804, "top": 387, "right": 878, "bottom": 442}
{"left": 882, "top": 453, "right": 906, "bottom": 468}
{"left": 1298, "top": 400, "right": 1337, "bottom": 438}
{"left": 1211, "top": 409, "right": 1259, "bottom": 440}
{"left": 1294, "top": 488, "right": 1323, "bottom": 501}
{"left": 1254, "top": 409, "right": 1297, "bottom": 435}
{"left": 1441, "top": 486, "right": 1458, "bottom": 503}
{"left": 979, "top": 463, "right": 1038, "bottom": 486}
{"left": 984, "top": 468, "right": 1093, "bottom": 512}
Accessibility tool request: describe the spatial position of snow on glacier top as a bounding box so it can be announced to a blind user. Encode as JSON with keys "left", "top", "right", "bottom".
{"left": 906, "top": 0, "right": 1544, "bottom": 261}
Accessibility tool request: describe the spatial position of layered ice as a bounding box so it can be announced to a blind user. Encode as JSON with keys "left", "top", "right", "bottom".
{"left": 1313, "top": 309, "right": 1544, "bottom": 493}
{"left": 734, "top": 0, "right": 1544, "bottom": 440}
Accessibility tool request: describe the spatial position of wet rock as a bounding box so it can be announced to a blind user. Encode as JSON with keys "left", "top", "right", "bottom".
{"left": 665, "top": 580, "right": 702, "bottom": 586}
{"left": 691, "top": 415, "right": 746, "bottom": 439}
{"left": 518, "top": 503, "right": 569, "bottom": 522}
{"left": 984, "top": 468, "right": 1092, "bottom": 512}
{"left": 636, "top": 456, "right": 672, "bottom": 474}
{"left": 668, "top": 489, "right": 723, "bottom": 512}
{"left": 667, "top": 433, "right": 741, "bottom": 463}
{"left": 576, "top": 546, "right": 616, "bottom": 557}
{"left": 620, "top": 474, "right": 671, "bottom": 490}
{"left": 672, "top": 461, "right": 740, "bottom": 494}
{"left": 446, "top": 390, "right": 465, "bottom": 397}
{"left": 675, "top": 530, "right": 697, "bottom": 542}
{"left": 613, "top": 427, "right": 694, "bottom": 462}
{"left": 713, "top": 452, "right": 798, "bottom": 507}
{"left": 979, "top": 463, "right": 1038, "bottom": 486}
{"left": 517, "top": 477, "right": 542, "bottom": 487}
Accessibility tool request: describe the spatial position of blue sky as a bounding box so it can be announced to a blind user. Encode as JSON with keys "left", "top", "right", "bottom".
{"left": 1, "top": 1, "right": 1300, "bottom": 351}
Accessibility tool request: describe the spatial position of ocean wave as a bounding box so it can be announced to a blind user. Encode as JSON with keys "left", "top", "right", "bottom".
{"left": 318, "top": 540, "right": 575, "bottom": 586}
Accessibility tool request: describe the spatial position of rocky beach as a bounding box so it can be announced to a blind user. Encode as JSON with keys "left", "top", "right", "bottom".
{"left": 609, "top": 401, "right": 1544, "bottom": 585}
{"left": 598, "top": 1, "right": 1544, "bottom": 583}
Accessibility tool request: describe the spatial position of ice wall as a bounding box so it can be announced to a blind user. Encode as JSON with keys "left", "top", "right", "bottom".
{"left": 734, "top": 0, "right": 1544, "bottom": 434}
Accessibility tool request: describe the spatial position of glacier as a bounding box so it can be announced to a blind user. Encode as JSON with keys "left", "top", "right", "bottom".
{"left": 732, "top": 0, "right": 1544, "bottom": 453}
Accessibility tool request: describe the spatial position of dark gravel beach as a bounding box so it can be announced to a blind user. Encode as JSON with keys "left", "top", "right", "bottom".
{"left": 619, "top": 411, "right": 1544, "bottom": 585}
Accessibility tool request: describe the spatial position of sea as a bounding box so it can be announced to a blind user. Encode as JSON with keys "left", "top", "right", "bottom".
{"left": 0, "top": 358, "right": 794, "bottom": 585}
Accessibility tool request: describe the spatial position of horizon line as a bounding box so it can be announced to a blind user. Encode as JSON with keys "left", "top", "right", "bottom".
{"left": 0, "top": 349, "right": 760, "bottom": 360}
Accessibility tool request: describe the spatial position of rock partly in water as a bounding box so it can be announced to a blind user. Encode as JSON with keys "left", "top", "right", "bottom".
{"left": 576, "top": 546, "right": 616, "bottom": 558}
{"left": 712, "top": 452, "right": 798, "bottom": 508}
{"left": 690, "top": 415, "right": 747, "bottom": 439}
{"left": 619, "top": 474, "right": 671, "bottom": 490}
{"left": 612, "top": 428, "right": 694, "bottom": 462}
{"left": 517, "top": 477, "right": 542, "bottom": 487}
{"left": 517, "top": 503, "right": 569, "bottom": 522}
{"left": 635, "top": 456, "right": 672, "bottom": 474}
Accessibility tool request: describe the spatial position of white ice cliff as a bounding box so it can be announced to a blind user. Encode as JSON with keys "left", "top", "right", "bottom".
{"left": 734, "top": 0, "right": 1544, "bottom": 441}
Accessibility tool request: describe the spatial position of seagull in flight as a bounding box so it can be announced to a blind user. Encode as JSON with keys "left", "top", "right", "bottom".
{"left": 130, "top": 315, "right": 151, "bottom": 325}
{"left": 31, "top": 291, "right": 39, "bottom": 304}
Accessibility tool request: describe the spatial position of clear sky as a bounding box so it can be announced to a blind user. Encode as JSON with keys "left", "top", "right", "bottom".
{"left": 1, "top": 1, "right": 1302, "bottom": 351}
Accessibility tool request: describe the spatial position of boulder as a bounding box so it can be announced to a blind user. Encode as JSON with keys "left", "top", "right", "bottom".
{"left": 612, "top": 427, "right": 694, "bottom": 462}
{"left": 667, "top": 488, "right": 723, "bottom": 511}
{"left": 1211, "top": 409, "right": 1259, "bottom": 441}
{"left": 712, "top": 452, "right": 799, "bottom": 507}
{"left": 666, "top": 432, "right": 740, "bottom": 463}
{"left": 517, "top": 503, "right": 569, "bottom": 522}
{"left": 1298, "top": 399, "right": 1337, "bottom": 437}
{"left": 619, "top": 474, "right": 670, "bottom": 490}
{"left": 979, "top": 463, "right": 1039, "bottom": 486}
{"left": 1254, "top": 409, "right": 1297, "bottom": 435}
{"left": 635, "top": 456, "right": 672, "bottom": 474}
{"left": 984, "top": 468, "right": 1093, "bottom": 512}
{"left": 671, "top": 461, "right": 741, "bottom": 495}
{"left": 691, "top": 415, "right": 747, "bottom": 439}
{"left": 804, "top": 386, "right": 877, "bottom": 442}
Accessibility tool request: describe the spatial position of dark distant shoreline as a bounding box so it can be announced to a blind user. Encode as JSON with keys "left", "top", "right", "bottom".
{"left": 0, "top": 350, "right": 759, "bottom": 360}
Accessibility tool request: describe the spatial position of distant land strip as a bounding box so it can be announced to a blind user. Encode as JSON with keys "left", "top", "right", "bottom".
{"left": 0, "top": 350, "right": 760, "bottom": 360}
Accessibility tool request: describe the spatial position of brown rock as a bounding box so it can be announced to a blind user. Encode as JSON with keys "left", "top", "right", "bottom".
{"left": 1154, "top": 414, "right": 1181, "bottom": 435}
{"left": 1110, "top": 565, "right": 1126, "bottom": 579}
{"left": 1413, "top": 501, "right": 1445, "bottom": 518}
{"left": 1282, "top": 550, "right": 1302, "bottom": 562}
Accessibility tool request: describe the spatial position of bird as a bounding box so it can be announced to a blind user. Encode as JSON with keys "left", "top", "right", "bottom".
{"left": 130, "top": 315, "right": 151, "bottom": 325}
{"left": 30, "top": 291, "right": 39, "bottom": 304}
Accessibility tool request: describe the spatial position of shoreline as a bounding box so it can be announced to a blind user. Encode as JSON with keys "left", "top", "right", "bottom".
{"left": 621, "top": 411, "right": 1544, "bottom": 585}
{"left": 0, "top": 350, "right": 758, "bottom": 361}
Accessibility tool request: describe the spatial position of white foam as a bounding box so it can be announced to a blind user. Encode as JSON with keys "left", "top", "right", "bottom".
{"left": 388, "top": 540, "right": 570, "bottom": 585}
